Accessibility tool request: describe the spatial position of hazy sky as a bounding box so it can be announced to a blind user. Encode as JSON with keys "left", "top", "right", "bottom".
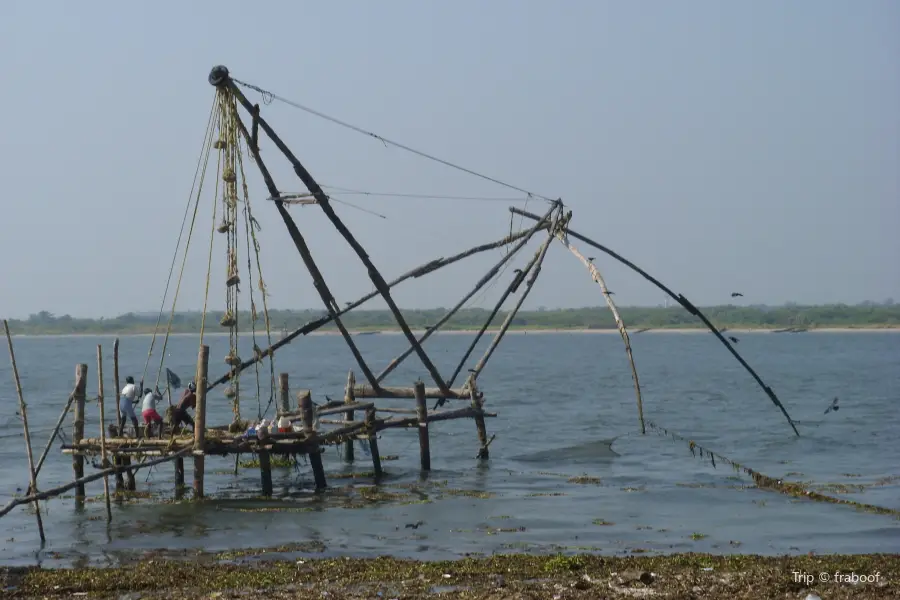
{"left": 1, "top": 0, "right": 897, "bottom": 320}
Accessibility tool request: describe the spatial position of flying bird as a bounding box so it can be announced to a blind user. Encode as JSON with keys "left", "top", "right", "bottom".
{"left": 728, "top": 336, "right": 739, "bottom": 343}
{"left": 404, "top": 521, "right": 425, "bottom": 529}
{"left": 731, "top": 292, "right": 744, "bottom": 298}
{"left": 587, "top": 257, "right": 595, "bottom": 262}
{"left": 604, "top": 291, "right": 615, "bottom": 296}
{"left": 824, "top": 397, "right": 839, "bottom": 414}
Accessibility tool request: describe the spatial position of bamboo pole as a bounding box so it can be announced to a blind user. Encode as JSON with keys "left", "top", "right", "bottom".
{"left": 205, "top": 226, "right": 546, "bottom": 394}
{"left": 72, "top": 363, "right": 88, "bottom": 497}
{"left": 352, "top": 385, "right": 471, "bottom": 400}
{"left": 343, "top": 370, "right": 355, "bottom": 462}
{"left": 193, "top": 345, "right": 209, "bottom": 498}
{"left": 96, "top": 345, "right": 112, "bottom": 522}
{"left": 112, "top": 339, "right": 125, "bottom": 489}
{"left": 28, "top": 390, "right": 76, "bottom": 493}
{"left": 3, "top": 320, "right": 45, "bottom": 542}
{"left": 365, "top": 407, "right": 382, "bottom": 478}
{"left": 0, "top": 448, "right": 190, "bottom": 519}
{"left": 375, "top": 203, "right": 558, "bottom": 384}
{"left": 467, "top": 378, "right": 489, "bottom": 460}
{"left": 468, "top": 215, "right": 561, "bottom": 380}
{"left": 509, "top": 206, "right": 799, "bottom": 436}
{"left": 413, "top": 381, "right": 431, "bottom": 471}
{"left": 555, "top": 229, "right": 645, "bottom": 434}
{"left": 224, "top": 80, "right": 451, "bottom": 396}
{"left": 300, "top": 393, "right": 327, "bottom": 489}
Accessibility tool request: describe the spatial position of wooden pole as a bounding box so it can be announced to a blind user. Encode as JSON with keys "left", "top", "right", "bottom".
{"left": 467, "top": 378, "right": 489, "bottom": 460}
{"left": 555, "top": 229, "right": 645, "bottom": 434}
{"left": 343, "top": 370, "right": 355, "bottom": 462}
{"left": 193, "top": 345, "right": 209, "bottom": 498}
{"left": 509, "top": 206, "right": 799, "bottom": 436}
{"left": 413, "top": 381, "right": 431, "bottom": 471}
{"left": 0, "top": 448, "right": 190, "bottom": 518}
{"left": 96, "top": 345, "right": 112, "bottom": 522}
{"left": 175, "top": 456, "right": 185, "bottom": 490}
{"left": 72, "top": 363, "right": 88, "bottom": 498}
{"left": 259, "top": 449, "right": 273, "bottom": 497}
{"left": 112, "top": 339, "right": 124, "bottom": 489}
{"left": 3, "top": 320, "right": 45, "bottom": 542}
{"left": 278, "top": 373, "right": 290, "bottom": 415}
{"left": 113, "top": 338, "right": 121, "bottom": 435}
{"left": 365, "top": 407, "right": 383, "bottom": 478}
{"left": 300, "top": 393, "right": 327, "bottom": 489}
{"left": 375, "top": 204, "right": 557, "bottom": 384}
{"left": 29, "top": 392, "right": 75, "bottom": 494}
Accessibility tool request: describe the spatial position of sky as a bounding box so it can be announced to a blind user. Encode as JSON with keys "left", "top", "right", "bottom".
{"left": 0, "top": 0, "right": 897, "bottom": 320}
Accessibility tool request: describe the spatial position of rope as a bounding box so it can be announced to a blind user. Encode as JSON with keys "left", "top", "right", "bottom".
{"left": 230, "top": 77, "right": 557, "bottom": 204}
{"left": 236, "top": 135, "right": 277, "bottom": 421}
{"left": 645, "top": 421, "right": 900, "bottom": 518}
{"left": 198, "top": 115, "right": 223, "bottom": 347}
{"left": 154, "top": 110, "right": 218, "bottom": 389}
{"left": 139, "top": 97, "right": 218, "bottom": 391}
{"left": 319, "top": 186, "right": 533, "bottom": 202}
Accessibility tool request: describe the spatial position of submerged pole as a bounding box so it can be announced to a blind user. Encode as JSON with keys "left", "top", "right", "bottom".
{"left": 3, "top": 320, "right": 45, "bottom": 542}
{"left": 72, "top": 363, "right": 88, "bottom": 498}
{"left": 343, "top": 370, "right": 355, "bottom": 462}
{"left": 413, "top": 381, "right": 431, "bottom": 471}
{"left": 193, "top": 345, "right": 209, "bottom": 498}
{"left": 96, "top": 345, "right": 112, "bottom": 522}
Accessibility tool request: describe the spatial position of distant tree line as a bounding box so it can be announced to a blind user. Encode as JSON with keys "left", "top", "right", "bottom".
{"left": 6, "top": 303, "right": 899, "bottom": 335}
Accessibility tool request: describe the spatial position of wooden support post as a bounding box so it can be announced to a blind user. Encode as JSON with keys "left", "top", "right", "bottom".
{"left": 414, "top": 381, "right": 431, "bottom": 471}
{"left": 278, "top": 373, "right": 290, "bottom": 415}
{"left": 96, "top": 345, "right": 112, "bottom": 522}
{"left": 259, "top": 449, "right": 273, "bottom": 497}
{"left": 365, "top": 406, "right": 383, "bottom": 478}
{"left": 468, "top": 379, "right": 490, "bottom": 460}
{"left": 72, "top": 363, "right": 88, "bottom": 498}
{"left": 447, "top": 205, "right": 561, "bottom": 387}
{"left": 125, "top": 457, "right": 136, "bottom": 490}
{"left": 193, "top": 345, "right": 209, "bottom": 498}
{"left": 3, "top": 320, "right": 45, "bottom": 542}
{"left": 300, "top": 393, "right": 327, "bottom": 489}
{"left": 113, "top": 338, "right": 121, "bottom": 437}
{"left": 112, "top": 339, "right": 124, "bottom": 490}
{"left": 343, "top": 370, "right": 355, "bottom": 463}
{"left": 175, "top": 457, "right": 185, "bottom": 489}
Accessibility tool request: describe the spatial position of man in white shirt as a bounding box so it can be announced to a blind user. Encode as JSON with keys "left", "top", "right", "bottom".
{"left": 118, "top": 376, "right": 141, "bottom": 437}
{"left": 141, "top": 387, "right": 165, "bottom": 438}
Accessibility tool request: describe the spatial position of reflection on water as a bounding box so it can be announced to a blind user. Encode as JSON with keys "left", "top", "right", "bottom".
{"left": 0, "top": 331, "right": 898, "bottom": 566}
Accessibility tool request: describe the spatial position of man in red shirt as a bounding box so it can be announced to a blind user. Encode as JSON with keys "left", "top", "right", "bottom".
{"left": 171, "top": 382, "right": 196, "bottom": 433}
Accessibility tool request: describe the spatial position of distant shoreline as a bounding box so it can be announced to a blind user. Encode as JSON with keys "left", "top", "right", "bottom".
{"left": 9, "top": 325, "right": 899, "bottom": 337}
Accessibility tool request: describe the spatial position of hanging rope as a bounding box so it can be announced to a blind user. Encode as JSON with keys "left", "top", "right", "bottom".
{"left": 140, "top": 97, "right": 218, "bottom": 391}
{"left": 236, "top": 135, "right": 277, "bottom": 420}
{"left": 151, "top": 97, "right": 219, "bottom": 390}
{"left": 198, "top": 121, "right": 223, "bottom": 348}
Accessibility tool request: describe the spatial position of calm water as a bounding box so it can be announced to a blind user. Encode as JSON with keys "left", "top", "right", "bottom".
{"left": 0, "top": 331, "right": 898, "bottom": 567}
